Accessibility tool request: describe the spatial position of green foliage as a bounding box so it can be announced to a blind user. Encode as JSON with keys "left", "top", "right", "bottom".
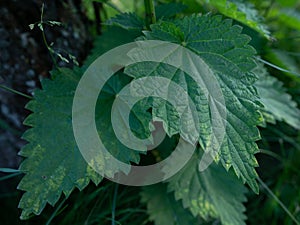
{"left": 254, "top": 62, "right": 300, "bottom": 129}
{"left": 203, "top": 0, "right": 271, "bottom": 39}
{"left": 141, "top": 15, "right": 262, "bottom": 191}
{"left": 18, "top": 68, "right": 102, "bottom": 219}
{"left": 141, "top": 183, "right": 201, "bottom": 225}
{"left": 13, "top": 0, "right": 300, "bottom": 224}
{"left": 105, "top": 13, "right": 145, "bottom": 30}
{"left": 168, "top": 150, "right": 247, "bottom": 225}
{"left": 155, "top": 2, "right": 188, "bottom": 19}
{"left": 271, "top": 8, "right": 300, "bottom": 31}
{"left": 84, "top": 26, "right": 142, "bottom": 66}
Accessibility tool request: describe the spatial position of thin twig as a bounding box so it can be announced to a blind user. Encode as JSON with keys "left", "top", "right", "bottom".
{"left": 0, "top": 84, "right": 33, "bottom": 99}
{"left": 111, "top": 183, "right": 119, "bottom": 225}
{"left": 45, "top": 197, "right": 67, "bottom": 225}
{"left": 258, "top": 177, "right": 300, "bottom": 225}
{"left": 40, "top": 3, "right": 58, "bottom": 68}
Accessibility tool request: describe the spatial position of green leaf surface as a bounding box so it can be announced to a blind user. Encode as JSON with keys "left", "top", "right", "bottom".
{"left": 205, "top": 0, "right": 271, "bottom": 39}
{"left": 167, "top": 151, "right": 247, "bottom": 225}
{"left": 95, "top": 71, "right": 150, "bottom": 159}
{"left": 18, "top": 68, "right": 103, "bottom": 219}
{"left": 254, "top": 63, "right": 300, "bottom": 129}
{"left": 140, "top": 183, "right": 201, "bottom": 225}
{"left": 125, "top": 62, "right": 210, "bottom": 147}
{"left": 105, "top": 13, "right": 144, "bottom": 30}
{"left": 18, "top": 68, "right": 146, "bottom": 219}
{"left": 132, "top": 15, "right": 262, "bottom": 192}
{"left": 18, "top": 27, "right": 143, "bottom": 219}
{"left": 155, "top": 2, "right": 188, "bottom": 19}
{"left": 84, "top": 26, "right": 142, "bottom": 66}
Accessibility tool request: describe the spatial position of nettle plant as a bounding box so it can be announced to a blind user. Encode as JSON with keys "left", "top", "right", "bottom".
{"left": 15, "top": 0, "right": 300, "bottom": 224}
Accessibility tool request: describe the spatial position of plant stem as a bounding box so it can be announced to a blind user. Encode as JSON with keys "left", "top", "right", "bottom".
{"left": 111, "top": 183, "right": 119, "bottom": 225}
{"left": 45, "top": 197, "right": 67, "bottom": 225}
{"left": 258, "top": 177, "right": 300, "bottom": 225}
{"left": 0, "top": 84, "right": 33, "bottom": 99}
{"left": 264, "top": 0, "right": 276, "bottom": 17}
{"left": 144, "top": 0, "right": 156, "bottom": 29}
{"left": 0, "top": 173, "right": 22, "bottom": 182}
{"left": 40, "top": 3, "right": 58, "bottom": 68}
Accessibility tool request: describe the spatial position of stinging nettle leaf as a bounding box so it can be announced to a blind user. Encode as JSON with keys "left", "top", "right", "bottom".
{"left": 18, "top": 68, "right": 103, "bottom": 219}
{"left": 18, "top": 68, "right": 146, "bottom": 219}
{"left": 84, "top": 26, "right": 141, "bottom": 66}
{"left": 254, "top": 62, "right": 300, "bottom": 129}
{"left": 155, "top": 2, "right": 188, "bottom": 19}
{"left": 18, "top": 14, "right": 265, "bottom": 220}
{"left": 167, "top": 150, "right": 248, "bottom": 225}
{"left": 104, "top": 12, "right": 144, "bottom": 30}
{"left": 204, "top": 0, "right": 271, "bottom": 39}
{"left": 140, "top": 183, "right": 202, "bottom": 225}
{"left": 134, "top": 15, "right": 263, "bottom": 192}
{"left": 18, "top": 26, "right": 144, "bottom": 219}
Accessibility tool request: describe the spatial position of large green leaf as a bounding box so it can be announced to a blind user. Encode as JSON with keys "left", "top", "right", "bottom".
{"left": 128, "top": 15, "right": 263, "bottom": 192}
{"left": 18, "top": 68, "right": 147, "bottom": 219}
{"left": 18, "top": 13, "right": 264, "bottom": 219}
{"left": 18, "top": 27, "right": 143, "bottom": 219}
{"left": 254, "top": 63, "right": 300, "bottom": 129}
{"left": 140, "top": 183, "right": 201, "bottom": 225}
{"left": 167, "top": 150, "right": 247, "bottom": 225}
{"left": 18, "top": 68, "right": 102, "bottom": 219}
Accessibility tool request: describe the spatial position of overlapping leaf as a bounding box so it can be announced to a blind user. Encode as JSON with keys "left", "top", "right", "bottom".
{"left": 105, "top": 13, "right": 144, "bottom": 30}
{"left": 140, "top": 183, "right": 201, "bottom": 225}
{"left": 84, "top": 26, "right": 141, "bottom": 66}
{"left": 18, "top": 68, "right": 102, "bottom": 219}
{"left": 18, "top": 27, "right": 143, "bottom": 219}
{"left": 129, "top": 15, "right": 263, "bottom": 192}
{"left": 204, "top": 0, "right": 271, "bottom": 39}
{"left": 18, "top": 12, "right": 265, "bottom": 221}
{"left": 155, "top": 2, "right": 187, "bottom": 19}
{"left": 254, "top": 63, "right": 300, "bottom": 129}
{"left": 167, "top": 150, "right": 247, "bottom": 225}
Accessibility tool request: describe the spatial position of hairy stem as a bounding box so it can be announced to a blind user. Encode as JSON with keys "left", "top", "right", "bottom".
{"left": 144, "top": 0, "right": 156, "bottom": 29}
